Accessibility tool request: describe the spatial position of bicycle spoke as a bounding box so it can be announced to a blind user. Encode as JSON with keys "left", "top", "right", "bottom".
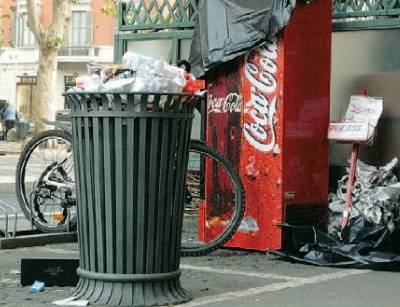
{"left": 181, "top": 141, "right": 245, "bottom": 256}
{"left": 16, "top": 131, "right": 77, "bottom": 232}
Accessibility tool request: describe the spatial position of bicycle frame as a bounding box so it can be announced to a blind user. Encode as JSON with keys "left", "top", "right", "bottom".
{"left": 42, "top": 118, "right": 72, "bottom": 135}
{"left": 40, "top": 118, "right": 73, "bottom": 190}
{"left": 41, "top": 156, "right": 74, "bottom": 190}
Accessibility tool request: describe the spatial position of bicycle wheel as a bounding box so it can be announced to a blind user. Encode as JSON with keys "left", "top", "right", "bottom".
{"left": 181, "top": 140, "right": 245, "bottom": 256}
{"left": 16, "top": 130, "right": 77, "bottom": 232}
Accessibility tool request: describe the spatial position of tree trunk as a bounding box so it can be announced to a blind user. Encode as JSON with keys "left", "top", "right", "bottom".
{"left": 34, "top": 47, "right": 58, "bottom": 133}
{"left": 26, "top": 0, "right": 72, "bottom": 134}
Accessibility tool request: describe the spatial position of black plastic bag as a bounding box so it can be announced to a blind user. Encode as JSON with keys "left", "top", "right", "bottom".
{"left": 271, "top": 221, "right": 400, "bottom": 269}
{"left": 189, "top": 0, "right": 297, "bottom": 77}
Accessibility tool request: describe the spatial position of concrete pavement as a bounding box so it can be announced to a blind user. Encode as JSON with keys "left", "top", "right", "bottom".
{"left": 0, "top": 243, "right": 399, "bottom": 307}
{"left": 0, "top": 142, "right": 20, "bottom": 194}
{"left": 0, "top": 147, "right": 32, "bottom": 232}
{"left": 0, "top": 141, "right": 23, "bottom": 155}
{"left": 1, "top": 185, "right": 394, "bottom": 307}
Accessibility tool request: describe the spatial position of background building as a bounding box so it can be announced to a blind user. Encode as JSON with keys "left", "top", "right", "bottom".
{"left": 0, "top": 0, "right": 114, "bottom": 119}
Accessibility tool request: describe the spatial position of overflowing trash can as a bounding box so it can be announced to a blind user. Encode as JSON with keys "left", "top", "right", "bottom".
{"left": 65, "top": 92, "right": 200, "bottom": 306}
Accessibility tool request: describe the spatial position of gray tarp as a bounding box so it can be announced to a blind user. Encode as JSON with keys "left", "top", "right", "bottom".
{"left": 189, "top": 0, "right": 297, "bottom": 77}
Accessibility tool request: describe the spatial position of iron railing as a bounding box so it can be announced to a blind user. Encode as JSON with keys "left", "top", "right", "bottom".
{"left": 117, "top": 0, "right": 400, "bottom": 34}
{"left": 332, "top": 0, "right": 400, "bottom": 30}
{"left": 118, "top": 0, "right": 199, "bottom": 31}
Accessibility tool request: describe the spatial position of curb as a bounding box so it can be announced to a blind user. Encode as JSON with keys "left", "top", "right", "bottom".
{"left": 0, "top": 232, "right": 77, "bottom": 249}
{"left": 0, "top": 183, "right": 15, "bottom": 194}
{"left": 2, "top": 151, "right": 21, "bottom": 155}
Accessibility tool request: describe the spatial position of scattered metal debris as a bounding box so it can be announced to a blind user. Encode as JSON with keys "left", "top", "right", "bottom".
{"left": 273, "top": 158, "right": 400, "bottom": 269}
{"left": 329, "top": 158, "right": 400, "bottom": 238}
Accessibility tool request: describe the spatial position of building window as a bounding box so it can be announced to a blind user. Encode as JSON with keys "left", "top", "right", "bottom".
{"left": 15, "top": 13, "right": 36, "bottom": 48}
{"left": 16, "top": 75, "right": 37, "bottom": 119}
{"left": 64, "top": 75, "right": 77, "bottom": 108}
{"left": 59, "top": 11, "right": 92, "bottom": 56}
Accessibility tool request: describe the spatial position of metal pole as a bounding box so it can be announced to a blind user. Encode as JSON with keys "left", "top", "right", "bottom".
{"left": 30, "top": 193, "right": 34, "bottom": 230}
{"left": 0, "top": 205, "right": 9, "bottom": 238}
{"left": 67, "top": 208, "right": 71, "bottom": 233}
{"left": 0, "top": 201, "right": 18, "bottom": 237}
{"left": 341, "top": 143, "right": 359, "bottom": 230}
{"left": 5, "top": 213, "right": 8, "bottom": 238}
{"left": 341, "top": 89, "right": 367, "bottom": 231}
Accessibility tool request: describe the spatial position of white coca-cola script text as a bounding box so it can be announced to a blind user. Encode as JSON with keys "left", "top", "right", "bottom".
{"left": 208, "top": 93, "right": 242, "bottom": 114}
{"left": 243, "top": 38, "right": 279, "bottom": 153}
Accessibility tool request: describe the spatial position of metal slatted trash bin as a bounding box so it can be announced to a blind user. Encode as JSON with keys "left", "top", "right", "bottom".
{"left": 65, "top": 92, "right": 199, "bottom": 306}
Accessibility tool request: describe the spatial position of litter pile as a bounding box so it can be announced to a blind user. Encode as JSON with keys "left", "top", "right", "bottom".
{"left": 72, "top": 52, "right": 204, "bottom": 94}
{"left": 273, "top": 158, "right": 400, "bottom": 268}
{"left": 329, "top": 158, "right": 400, "bottom": 236}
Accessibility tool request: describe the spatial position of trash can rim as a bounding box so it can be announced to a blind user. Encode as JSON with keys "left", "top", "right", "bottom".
{"left": 63, "top": 91, "right": 202, "bottom": 98}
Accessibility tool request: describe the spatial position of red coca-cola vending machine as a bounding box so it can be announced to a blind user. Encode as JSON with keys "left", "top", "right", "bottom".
{"left": 201, "top": 0, "right": 331, "bottom": 251}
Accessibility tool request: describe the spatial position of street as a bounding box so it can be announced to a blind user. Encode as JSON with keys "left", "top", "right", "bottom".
{"left": 0, "top": 150, "right": 29, "bottom": 234}
{"left": 0, "top": 243, "right": 400, "bottom": 307}
{"left": 0, "top": 150, "right": 399, "bottom": 307}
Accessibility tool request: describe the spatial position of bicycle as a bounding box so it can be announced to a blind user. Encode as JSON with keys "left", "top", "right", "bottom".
{"left": 16, "top": 116, "right": 244, "bottom": 256}
{"left": 16, "top": 63, "right": 244, "bottom": 256}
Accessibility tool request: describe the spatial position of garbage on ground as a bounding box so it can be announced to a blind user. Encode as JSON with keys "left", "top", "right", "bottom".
{"left": 53, "top": 296, "right": 89, "bottom": 306}
{"left": 29, "top": 280, "right": 45, "bottom": 293}
{"left": 10, "top": 269, "right": 20, "bottom": 275}
{"left": 72, "top": 52, "right": 205, "bottom": 95}
{"left": 272, "top": 158, "right": 400, "bottom": 269}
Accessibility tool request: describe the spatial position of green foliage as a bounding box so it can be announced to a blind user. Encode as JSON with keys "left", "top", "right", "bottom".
{"left": 101, "top": 0, "right": 118, "bottom": 17}
{"left": 51, "top": 36, "right": 65, "bottom": 48}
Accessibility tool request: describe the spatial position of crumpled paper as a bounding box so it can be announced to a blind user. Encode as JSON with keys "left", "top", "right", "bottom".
{"left": 329, "top": 158, "right": 400, "bottom": 233}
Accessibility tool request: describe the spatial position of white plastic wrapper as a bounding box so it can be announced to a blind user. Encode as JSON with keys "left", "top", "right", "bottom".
{"left": 75, "top": 74, "right": 102, "bottom": 92}
{"left": 122, "top": 52, "right": 155, "bottom": 73}
{"left": 75, "top": 52, "right": 190, "bottom": 96}
{"left": 122, "top": 52, "right": 186, "bottom": 93}
{"left": 132, "top": 73, "right": 160, "bottom": 92}
{"left": 102, "top": 78, "right": 136, "bottom": 92}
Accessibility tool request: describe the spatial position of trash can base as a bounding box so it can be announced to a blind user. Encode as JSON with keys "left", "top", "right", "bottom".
{"left": 72, "top": 277, "right": 192, "bottom": 306}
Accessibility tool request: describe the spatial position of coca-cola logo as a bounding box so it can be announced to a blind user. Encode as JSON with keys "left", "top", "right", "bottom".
{"left": 208, "top": 93, "right": 242, "bottom": 114}
{"left": 243, "top": 38, "right": 280, "bottom": 153}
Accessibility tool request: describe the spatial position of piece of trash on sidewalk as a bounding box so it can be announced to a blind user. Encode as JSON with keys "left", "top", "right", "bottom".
{"left": 329, "top": 157, "right": 400, "bottom": 235}
{"left": 10, "top": 269, "right": 20, "bottom": 275}
{"left": 30, "top": 281, "right": 45, "bottom": 293}
{"left": 53, "top": 296, "right": 89, "bottom": 306}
